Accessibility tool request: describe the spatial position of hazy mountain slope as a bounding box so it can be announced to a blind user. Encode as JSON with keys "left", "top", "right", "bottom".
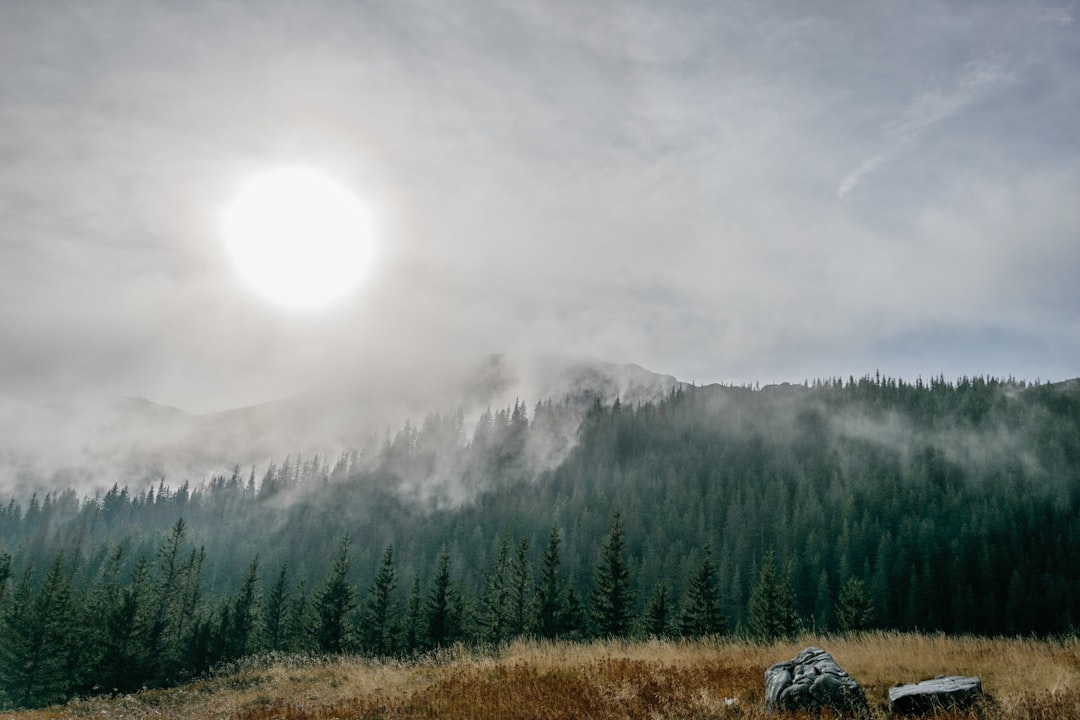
{"left": 0, "top": 353, "right": 682, "bottom": 497}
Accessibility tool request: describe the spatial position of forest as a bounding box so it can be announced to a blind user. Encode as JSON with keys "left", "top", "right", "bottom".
{"left": 1, "top": 373, "right": 1079, "bottom": 708}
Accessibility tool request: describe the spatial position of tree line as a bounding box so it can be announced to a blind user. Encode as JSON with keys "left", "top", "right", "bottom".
{"left": 0, "top": 509, "right": 844, "bottom": 709}
{"left": 1, "top": 373, "right": 1078, "bottom": 707}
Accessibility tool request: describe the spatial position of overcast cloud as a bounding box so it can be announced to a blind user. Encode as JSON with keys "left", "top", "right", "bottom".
{"left": 1, "top": 0, "right": 1078, "bottom": 412}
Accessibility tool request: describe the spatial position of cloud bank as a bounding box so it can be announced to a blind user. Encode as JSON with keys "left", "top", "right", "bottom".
{"left": 0, "top": 0, "right": 1077, "bottom": 413}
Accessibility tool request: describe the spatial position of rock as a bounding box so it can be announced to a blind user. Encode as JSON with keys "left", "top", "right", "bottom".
{"left": 765, "top": 646, "right": 870, "bottom": 717}
{"left": 888, "top": 675, "right": 984, "bottom": 715}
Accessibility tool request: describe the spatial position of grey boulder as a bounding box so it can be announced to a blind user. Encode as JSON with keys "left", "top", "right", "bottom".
{"left": 765, "top": 646, "right": 870, "bottom": 717}
{"left": 889, "top": 675, "right": 984, "bottom": 715}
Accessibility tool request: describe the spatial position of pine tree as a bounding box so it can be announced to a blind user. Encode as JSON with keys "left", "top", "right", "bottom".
{"left": 680, "top": 545, "right": 725, "bottom": 637}
{"left": 478, "top": 536, "right": 511, "bottom": 644}
{"left": 314, "top": 537, "right": 357, "bottom": 653}
{"left": 227, "top": 557, "right": 261, "bottom": 659}
{"left": 286, "top": 578, "right": 313, "bottom": 652}
{"left": 747, "top": 551, "right": 798, "bottom": 642}
{"left": 425, "top": 549, "right": 459, "bottom": 648}
{"left": 534, "top": 525, "right": 566, "bottom": 639}
{"left": 360, "top": 546, "right": 398, "bottom": 656}
{"left": 264, "top": 561, "right": 290, "bottom": 652}
{"left": 642, "top": 580, "right": 674, "bottom": 638}
{"left": 0, "top": 552, "right": 10, "bottom": 609}
{"left": 835, "top": 576, "right": 875, "bottom": 632}
{"left": 401, "top": 574, "right": 424, "bottom": 654}
{"left": 590, "top": 511, "right": 636, "bottom": 637}
{"left": 507, "top": 537, "right": 533, "bottom": 637}
{"left": 563, "top": 585, "right": 587, "bottom": 640}
{"left": 100, "top": 556, "right": 149, "bottom": 693}
{"left": 0, "top": 557, "right": 74, "bottom": 708}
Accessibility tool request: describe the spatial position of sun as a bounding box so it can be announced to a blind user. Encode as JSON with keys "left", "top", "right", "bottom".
{"left": 221, "top": 167, "right": 373, "bottom": 309}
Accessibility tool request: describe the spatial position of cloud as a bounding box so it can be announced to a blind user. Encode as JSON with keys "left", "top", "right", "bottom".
{"left": 0, "top": 0, "right": 1077, "bottom": 417}
{"left": 837, "top": 58, "right": 1016, "bottom": 199}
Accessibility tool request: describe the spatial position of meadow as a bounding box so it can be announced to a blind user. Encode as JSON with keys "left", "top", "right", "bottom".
{"left": 3, "top": 632, "right": 1078, "bottom": 719}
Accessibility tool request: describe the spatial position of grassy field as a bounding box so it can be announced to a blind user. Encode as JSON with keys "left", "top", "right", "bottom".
{"left": 3, "top": 633, "right": 1079, "bottom": 719}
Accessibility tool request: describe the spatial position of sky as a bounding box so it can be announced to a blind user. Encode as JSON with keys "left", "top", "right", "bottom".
{"left": 1, "top": 0, "right": 1078, "bottom": 413}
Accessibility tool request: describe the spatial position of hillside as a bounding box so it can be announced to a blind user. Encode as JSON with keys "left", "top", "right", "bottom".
{"left": 0, "top": 354, "right": 680, "bottom": 498}
{"left": 1, "top": 371, "right": 1079, "bottom": 708}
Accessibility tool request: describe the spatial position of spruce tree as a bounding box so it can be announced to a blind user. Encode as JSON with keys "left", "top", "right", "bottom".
{"left": 401, "top": 574, "right": 424, "bottom": 654}
{"left": 642, "top": 580, "right": 674, "bottom": 638}
{"left": 835, "top": 576, "right": 875, "bottom": 632}
{"left": 478, "top": 536, "right": 511, "bottom": 644}
{"left": 360, "top": 546, "right": 399, "bottom": 656}
{"left": 264, "top": 561, "right": 290, "bottom": 652}
{"left": 747, "top": 551, "right": 798, "bottom": 642}
{"left": 534, "top": 525, "right": 566, "bottom": 639}
{"left": 680, "top": 545, "right": 725, "bottom": 637}
{"left": 101, "top": 556, "right": 149, "bottom": 693}
{"left": 590, "top": 511, "right": 636, "bottom": 637}
{"left": 314, "top": 537, "right": 357, "bottom": 653}
{"left": 425, "top": 549, "right": 459, "bottom": 648}
{"left": 286, "top": 578, "right": 314, "bottom": 652}
{"left": 0, "top": 558, "right": 73, "bottom": 708}
{"left": 563, "top": 585, "right": 587, "bottom": 639}
{"left": 0, "top": 552, "right": 10, "bottom": 609}
{"left": 507, "top": 537, "right": 533, "bottom": 637}
{"left": 227, "top": 557, "right": 261, "bottom": 659}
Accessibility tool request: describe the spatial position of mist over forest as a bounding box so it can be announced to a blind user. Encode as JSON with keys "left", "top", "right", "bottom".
{"left": 2, "top": 362, "right": 1078, "bottom": 707}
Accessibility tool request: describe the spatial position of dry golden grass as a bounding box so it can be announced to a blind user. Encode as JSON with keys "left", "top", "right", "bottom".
{"left": 4, "top": 633, "right": 1079, "bottom": 720}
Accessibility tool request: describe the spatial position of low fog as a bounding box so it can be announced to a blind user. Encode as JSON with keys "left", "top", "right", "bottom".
{"left": 0, "top": 353, "right": 682, "bottom": 500}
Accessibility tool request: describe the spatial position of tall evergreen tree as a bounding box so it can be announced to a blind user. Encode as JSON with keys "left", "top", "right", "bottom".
{"left": 534, "top": 525, "right": 566, "bottom": 639}
{"left": 425, "top": 549, "right": 460, "bottom": 648}
{"left": 401, "top": 574, "right": 424, "bottom": 654}
{"left": 0, "top": 558, "right": 73, "bottom": 708}
{"left": 680, "top": 545, "right": 725, "bottom": 637}
{"left": 748, "top": 551, "right": 798, "bottom": 642}
{"left": 227, "top": 556, "right": 261, "bottom": 659}
{"left": 0, "top": 552, "right": 10, "bottom": 609}
{"left": 286, "top": 578, "right": 314, "bottom": 653}
{"left": 360, "top": 546, "right": 399, "bottom": 656}
{"left": 313, "top": 537, "right": 357, "bottom": 653}
{"left": 590, "top": 511, "right": 636, "bottom": 637}
{"left": 478, "top": 536, "right": 512, "bottom": 644}
{"left": 264, "top": 561, "right": 290, "bottom": 652}
{"left": 507, "top": 537, "right": 533, "bottom": 637}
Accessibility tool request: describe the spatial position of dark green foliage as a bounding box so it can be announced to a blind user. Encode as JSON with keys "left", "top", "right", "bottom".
{"left": 0, "top": 558, "right": 73, "bottom": 708}
{"left": 748, "top": 551, "right": 798, "bottom": 642}
{"left": 264, "top": 561, "right": 290, "bottom": 652}
{"left": 590, "top": 511, "right": 636, "bottom": 637}
{"left": 401, "top": 574, "right": 423, "bottom": 653}
{"left": 680, "top": 545, "right": 724, "bottom": 637}
{"left": 642, "top": 580, "right": 674, "bottom": 638}
{"left": 287, "top": 577, "right": 314, "bottom": 653}
{"left": 478, "top": 535, "right": 512, "bottom": 644}
{"left": 0, "top": 552, "right": 10, "bottom": 608}
{"left": 313, "top": 537, "right": 356, "bottom": 653}
{"left": 360, "top": 546, "right": 398, "bottom": 656}
{"left": 534, "top": 525, "right": 567, "bottom": 639}
{"left": 1, "top": 375, "right": 1080, "bottom": 707}
{"left": 507, "top": 537, "right": 533, "bottom": 637}
{"left": 226, "top": 556, "right": 261, "bottom": 659}
{"left": 836, "top": 576, "right": 875, "bottom": 632}
{"left": 425, "top": 549, "right": 460, "bottom": 648}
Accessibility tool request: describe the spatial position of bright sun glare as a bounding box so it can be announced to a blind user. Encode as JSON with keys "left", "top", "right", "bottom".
{"left": 222, "top": 167, "right": 373, "bottom": 309}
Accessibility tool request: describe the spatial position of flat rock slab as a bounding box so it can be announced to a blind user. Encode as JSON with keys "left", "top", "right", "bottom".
{"left": 889, "top": 676, "right": 984, "bottom": 715}
{"left": 765, "top": 646, "right": 870, "bottom": 717}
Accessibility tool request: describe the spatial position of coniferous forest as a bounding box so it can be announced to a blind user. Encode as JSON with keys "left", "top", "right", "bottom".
{"left": 2, "top": 374, "right": 1079, "bottom": 708}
